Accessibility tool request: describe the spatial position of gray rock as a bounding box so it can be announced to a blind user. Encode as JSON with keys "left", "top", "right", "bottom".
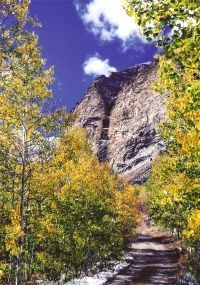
{"left": 74, "top": 62, "right": 166, "bottom": 184}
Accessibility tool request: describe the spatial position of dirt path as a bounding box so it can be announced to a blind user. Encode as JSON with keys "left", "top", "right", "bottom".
{"left": 106, "top": 216, "right": 184, "bottom": 285}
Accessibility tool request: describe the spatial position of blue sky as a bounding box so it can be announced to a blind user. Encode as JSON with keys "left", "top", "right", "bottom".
{"left": 30, "top": 0, "right": 157, "bottom": 110}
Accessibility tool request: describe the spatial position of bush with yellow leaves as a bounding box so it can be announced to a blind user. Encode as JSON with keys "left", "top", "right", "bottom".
{"left": 29, "top": 128, "right": 140, "bottom": 282}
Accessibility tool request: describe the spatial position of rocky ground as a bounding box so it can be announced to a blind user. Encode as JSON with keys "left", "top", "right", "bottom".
{"left": 105, "top": 216, "right": 184, "bottom": 285}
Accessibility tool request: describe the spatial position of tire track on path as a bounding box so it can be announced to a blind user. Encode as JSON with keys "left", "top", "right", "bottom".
{"left": 106, "top": 216, "right": 184, "bottom": 285}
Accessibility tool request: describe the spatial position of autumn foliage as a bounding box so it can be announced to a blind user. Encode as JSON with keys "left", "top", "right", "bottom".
{"left": 30, "top": 128, "right": 139, "bottom": 281}
{"left": 126, "top": 0, "right": 199, "bottom": 278}
{"left": 0, "top": 2, "right": 139, "bottom": 284}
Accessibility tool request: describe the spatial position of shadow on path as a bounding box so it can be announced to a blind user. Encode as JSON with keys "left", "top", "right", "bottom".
{"left": 106, "top": 216, "right": 184, "bottom": 285}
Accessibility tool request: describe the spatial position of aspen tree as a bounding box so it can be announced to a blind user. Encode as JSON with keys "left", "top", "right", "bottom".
{"left": 0, "top": 1, "right": 66, "bottom": 283}
{"left": 125, "top": 0, "right": 199, "bottom": 277}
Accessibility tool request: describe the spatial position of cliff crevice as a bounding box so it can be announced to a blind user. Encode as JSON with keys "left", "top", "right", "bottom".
{"left": 74, "top": 62, "right": 166, "bottom": 184}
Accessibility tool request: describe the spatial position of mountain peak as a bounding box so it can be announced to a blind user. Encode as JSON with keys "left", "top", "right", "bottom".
{"left": 74, "top": 62, "right": 166, "bottom": 184}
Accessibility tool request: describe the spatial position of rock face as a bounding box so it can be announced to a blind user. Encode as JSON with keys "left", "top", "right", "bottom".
{"left": 74, "top": 62, "right": 166, "bottom": 184}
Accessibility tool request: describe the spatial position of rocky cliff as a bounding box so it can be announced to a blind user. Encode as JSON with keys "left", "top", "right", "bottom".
{"left": 74, "top": 62, "right": 166, "bottom": 184}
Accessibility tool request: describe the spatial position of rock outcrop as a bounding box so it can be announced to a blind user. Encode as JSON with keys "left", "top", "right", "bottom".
{"left": 74, "top": 62, "right": 166, "bottom": 184}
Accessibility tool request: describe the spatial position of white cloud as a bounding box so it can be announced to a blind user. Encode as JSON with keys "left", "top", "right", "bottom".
{"left": 75, "top": 0, "right": 143, "bottom": 47}
{"left": 83, "top": 55, "right": 117, "bottom": 77}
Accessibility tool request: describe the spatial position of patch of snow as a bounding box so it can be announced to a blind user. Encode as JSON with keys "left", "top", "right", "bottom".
{"left": 125, "top": 253, "right": 134, "bottom": 262}
{"left": 177, "top": 272, "right": 199, "bottom": 285}
{"left": 44, "top": 260, "right": 129, "bottom": 285}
